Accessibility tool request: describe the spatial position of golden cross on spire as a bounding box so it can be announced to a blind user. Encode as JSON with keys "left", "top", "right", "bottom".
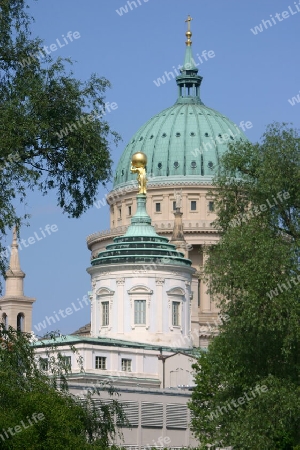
{"left": 185, "top": 15, "right": 193, "bottom": 46}
{"left": 185, "top": 15, "right": 193, "bottom": 31}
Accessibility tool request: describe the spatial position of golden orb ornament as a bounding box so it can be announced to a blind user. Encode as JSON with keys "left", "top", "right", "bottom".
{"left": 131, "top": 151, "right": 147, "bottom": 168}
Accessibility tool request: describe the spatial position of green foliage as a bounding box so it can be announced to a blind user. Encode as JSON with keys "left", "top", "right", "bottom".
{"left": 0, "top": 0, "right": 120, "bottom": 289}
{"left": 189, "top": 123, "right": 300, "bottom": 449}
{"left": 0, "top": 325, "right": 127, "bottom": 449}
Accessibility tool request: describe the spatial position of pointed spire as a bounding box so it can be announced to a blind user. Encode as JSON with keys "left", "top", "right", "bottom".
{"left": 182, "top": 15, "right": 197, "bottom": 71}
{"left": 9, "top": 226, "right": 22, "bottom": 273}
{"left": 5, "top": 226, "right": 25, "bottom": 296}
{"left": 183, "top": 45, "right": 198, "bottom": 72}
{"left": 175, "top": 16, "right": 203, "bottom": 104}
{"left": 0, "top": 227, "right": 36, "bottom": 333}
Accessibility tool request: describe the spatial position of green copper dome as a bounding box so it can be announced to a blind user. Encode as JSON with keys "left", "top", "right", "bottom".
{"left": 92, "top": 195, "right": 192, "bottom": 268}
{"left": 113, "top": 28, "right": 248, "bottom": 190}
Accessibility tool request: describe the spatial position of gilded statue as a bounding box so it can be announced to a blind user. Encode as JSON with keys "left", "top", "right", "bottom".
{"left": 130, "top": 152, "right": 147, "bottom": 194}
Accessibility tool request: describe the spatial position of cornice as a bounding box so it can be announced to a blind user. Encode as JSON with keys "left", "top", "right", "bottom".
{"left": 86, "top": 224, "right": 220, "bottom": 248}
{"left": 108, "top": 178, "right": 214, "bottom": 198}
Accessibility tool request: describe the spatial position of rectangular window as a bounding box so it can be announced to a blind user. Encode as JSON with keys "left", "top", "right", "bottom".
{"left": 172, "top": 302, "right": 180, "bottom": 326}
{"left": 209, "top": 201, "right": 214, "bottom": 212}
{"left": 61, "top": 356, "right": 71, "bottom": 370}
{"left": 121, "top": 358, "right": 132, "bottom": 372}
{"left": 95, "top": 356, "right": 106, "bottom": 370}
{"left": 128, "top": 205, "right": 132, "bottom": 216}
{"left": 102, "top": 301, "right": 109, "bottom": 326}
{"left": 191, "top": 200, "right": 197, "bottom": 211}
{"left": 39, "top": 357, "right": 48, "bottom": 371}
{"left": 173, "top": 201, "right": 176, "bottom": 210}
{"left": 155, "top": 202, "right": 161, "bottom": 212}
{"left": 134, "top": 300, "right": 146, "bottom": 325}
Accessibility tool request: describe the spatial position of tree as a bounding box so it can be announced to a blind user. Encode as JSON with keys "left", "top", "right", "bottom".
{"left": 189, "top": 123, "right": 300, "bottom": 449}
{"left": 0, "top": 325, "right": 127, "bottom": 449}
{"left": 0, "top": 0, "right": 119, "bottom": 289}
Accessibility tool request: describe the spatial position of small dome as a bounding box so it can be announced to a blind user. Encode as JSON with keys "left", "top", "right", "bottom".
{"left": 92, "top": 195, "right": 192, "bottom": 268}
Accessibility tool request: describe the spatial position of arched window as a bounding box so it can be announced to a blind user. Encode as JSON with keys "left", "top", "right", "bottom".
{"left": 2, "top": 313, "right": 8, "bottom": 330}
{"left": 17, "top": 313, "right": 25, "bottom": 332}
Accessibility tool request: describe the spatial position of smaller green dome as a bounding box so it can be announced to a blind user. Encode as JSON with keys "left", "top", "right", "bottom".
{"left": 92, "top": 195, "right": 192, "bottom": 268}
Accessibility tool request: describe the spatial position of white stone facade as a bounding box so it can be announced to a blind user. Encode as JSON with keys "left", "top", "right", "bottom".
{"left": 87, "top": 181, "right": 221, "bottom": 347}
{"left": 88, "top": 261, "right": 194, "bottom": 348}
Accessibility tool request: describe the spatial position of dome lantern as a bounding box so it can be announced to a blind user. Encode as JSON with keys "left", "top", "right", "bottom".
{"left": 176, "top": 15, "right": 203, "bottom": 105}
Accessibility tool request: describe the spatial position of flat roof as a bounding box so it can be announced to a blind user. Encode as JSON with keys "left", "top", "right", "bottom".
{"left": 33, "top": 334, "right": 201, "bottom": 355}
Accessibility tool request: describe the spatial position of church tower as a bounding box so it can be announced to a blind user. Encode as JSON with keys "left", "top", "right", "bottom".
{"left": 0, "top": 228, "right": 36, "bottom": 332}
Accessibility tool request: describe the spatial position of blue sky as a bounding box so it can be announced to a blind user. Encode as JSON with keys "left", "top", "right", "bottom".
{"left": 2, "top": 0, "right": 299, "bottom": 335}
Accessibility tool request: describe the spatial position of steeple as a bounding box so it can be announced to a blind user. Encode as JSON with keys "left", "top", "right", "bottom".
{"left": 176, "top": 15, "right": 203, "bottom": 104}
{"left": 5, "top": 226, "right": 25, "bottom": 296}
{"left": 0, "top": 227, "right": 36, "bottom": 332}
